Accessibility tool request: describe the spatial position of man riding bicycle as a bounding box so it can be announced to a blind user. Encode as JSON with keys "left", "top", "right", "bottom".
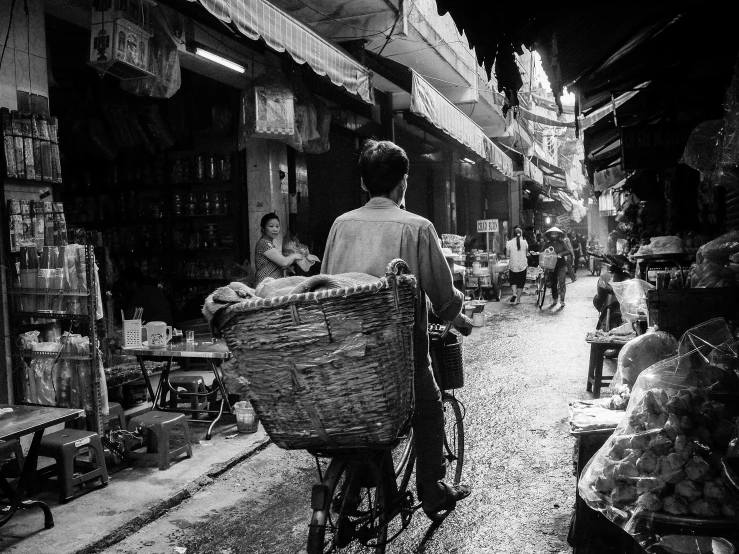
{"left": 321, "top": 139, "right": 473, "bottom": 519}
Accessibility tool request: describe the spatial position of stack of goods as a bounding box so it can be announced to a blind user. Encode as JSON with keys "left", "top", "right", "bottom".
{"left": 635, "top": 236, "right": 686, "bottom": 257}
{"left": 18, "top": 330, "right": 109, "bottom": 415}
{"left": 1, "top": 108, "right": 62, "bottom": 183}
{"left": 7, "top": 199, "right": 67, "bottom": 254}
{"left": 579, "top": 319, "right": 739, "bottom": 549}
{"left": 441, "top": 234, "right": 466, "bottom": 256}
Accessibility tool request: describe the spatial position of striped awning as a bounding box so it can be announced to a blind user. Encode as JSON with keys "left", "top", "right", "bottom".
{"left": 410, "top": 70, "right": 514, "bottom": 178}
{"left": 191, "top": 0, "right": 374, "bottom": 104}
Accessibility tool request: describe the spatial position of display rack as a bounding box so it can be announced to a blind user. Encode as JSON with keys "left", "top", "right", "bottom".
{"left": 4, "top": 241, "right": 104, "bottom": 435}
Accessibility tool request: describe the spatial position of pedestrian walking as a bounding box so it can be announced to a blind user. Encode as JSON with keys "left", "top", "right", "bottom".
{"left": 505, "top": 226, "right": 528, "bottom": 304}
{"left": 563, "top": 232, "right": 577, "bottom": 282}
{"left": 540, "top": 227, "right": 572, "bottom": 310}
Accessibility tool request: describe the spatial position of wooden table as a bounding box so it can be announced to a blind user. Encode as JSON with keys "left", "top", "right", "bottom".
{"left": 585, "top": 334, "right": 631, "bottom": 398}
{"left": 123, "top": 341, "right": 232, "bottom": 440}
{"left": 1, "top": 404, "right": 84, "bottom": 529}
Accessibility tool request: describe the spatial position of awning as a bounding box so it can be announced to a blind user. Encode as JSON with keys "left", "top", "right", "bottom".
{"left": 410, "top": 70, "right": 514, "bottom": 178}
{"left": 557, "top": 191, "right": 587, "bottom": 222}
{"left": 190, "top": 0, "right": 374, "bottom": 104}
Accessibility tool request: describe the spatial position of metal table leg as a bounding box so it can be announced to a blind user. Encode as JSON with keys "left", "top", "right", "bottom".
{"left": 206, "top": 359, "right": 232, "bottom": 440}
{"left": 0, "top": 431, "right": 53, "bottom": 530}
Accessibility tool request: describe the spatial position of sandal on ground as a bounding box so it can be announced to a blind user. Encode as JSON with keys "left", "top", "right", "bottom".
{"left": 422, "top": 481, "right": 471, "bottom": 521}
{"left": 509, "top": 295, "right": 517, "bottom": 303}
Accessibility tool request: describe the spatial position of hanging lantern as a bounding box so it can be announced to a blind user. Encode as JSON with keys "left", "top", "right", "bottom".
{"left": 88, "top": 0, "right": 155, "bottom": 80}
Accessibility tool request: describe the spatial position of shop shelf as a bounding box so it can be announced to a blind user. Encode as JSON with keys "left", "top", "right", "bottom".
{"left": 8, "top": 289, "right": 90, "bottom": 297}
{"left": 14, "top": 350, "right": 93, "bottom": 361}
{"left": 172, "top": 214, "right": 233, "bottom": 219}
{"left": 12, "top": 310, "right": 91, "bottom": 320}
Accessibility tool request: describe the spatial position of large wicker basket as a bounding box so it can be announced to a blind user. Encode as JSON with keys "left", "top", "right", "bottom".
{"left": 207, "top": 261, "right": 417, "bottom": 451}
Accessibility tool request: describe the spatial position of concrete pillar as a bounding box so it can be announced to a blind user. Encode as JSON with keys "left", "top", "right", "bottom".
{"left": 245, "top": 139, "right": 289, "bottom": 260}
{"left": 0, "top": 0, "right": 48, "bottom": 110}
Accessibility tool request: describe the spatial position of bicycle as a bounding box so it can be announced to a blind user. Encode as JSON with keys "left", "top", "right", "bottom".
{"left": 305, "top": 321, "right": 467, "bottom": 554}
{"left": 534, "top": 266, "right": 550, "bottom": 309}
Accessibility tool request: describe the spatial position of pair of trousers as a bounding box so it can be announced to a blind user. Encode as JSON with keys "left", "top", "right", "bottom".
{"left": 549, "top": 263, "right": 568, "bottom": 301}
{"left": 411, "top": 353, "right": 446, "bottom": 502}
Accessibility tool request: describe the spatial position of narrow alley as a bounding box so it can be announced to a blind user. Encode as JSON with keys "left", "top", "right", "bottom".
{"left": 100, "top": 274, "right": 602, "bottom": 554}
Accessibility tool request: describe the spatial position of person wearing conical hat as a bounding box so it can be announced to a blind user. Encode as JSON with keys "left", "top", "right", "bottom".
{"left": 539, "top": 227, "right": 572, "bottom": 310}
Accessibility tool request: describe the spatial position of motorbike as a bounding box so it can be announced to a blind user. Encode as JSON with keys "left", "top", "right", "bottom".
{"left": 590, "top": 253, "right": 634, "bottom": 331}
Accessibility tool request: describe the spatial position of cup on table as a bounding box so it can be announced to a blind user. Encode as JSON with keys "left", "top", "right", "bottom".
{"left": 185, "top": 330, "right": 195, "bottom": 343}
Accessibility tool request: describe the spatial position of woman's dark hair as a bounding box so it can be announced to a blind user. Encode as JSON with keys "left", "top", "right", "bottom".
{"left": 260, "top": 212, "right": 279, "bottom": 231}
{"left": 513, "top": 226, "right": 522, "bottom": 251}
{"left": 358, "top": 139, "right": 409, "bottom": 196}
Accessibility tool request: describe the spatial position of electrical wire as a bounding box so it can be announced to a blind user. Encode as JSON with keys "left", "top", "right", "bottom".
{"left": 375, "top": 7, "right": 402, "bottom": 57}
{"left": 0, "top": 0, "right": 18, "bottom": 73}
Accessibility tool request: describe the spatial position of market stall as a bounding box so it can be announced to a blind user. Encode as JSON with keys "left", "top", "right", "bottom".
{"left": 570, "top": 319, "right": 739, "bottom": 554}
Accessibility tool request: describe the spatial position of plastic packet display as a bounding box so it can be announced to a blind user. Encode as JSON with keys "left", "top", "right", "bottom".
{"left": 610, "top": 279, "right": 654, "bottom": 324}
{"left": 578, "top": 319, "right": 739, "bottom": 550}
{"left": 687, "top": 262, "right": 737, "bottom": 288}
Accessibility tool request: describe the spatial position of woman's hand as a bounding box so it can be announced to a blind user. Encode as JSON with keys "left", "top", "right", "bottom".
{"left": 289, "top": 253, "right": 304, "bottom": 263}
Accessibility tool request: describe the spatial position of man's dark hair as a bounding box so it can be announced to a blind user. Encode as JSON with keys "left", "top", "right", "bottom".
{"left": 358, "top": 139, "right": 409, "bottom": 196}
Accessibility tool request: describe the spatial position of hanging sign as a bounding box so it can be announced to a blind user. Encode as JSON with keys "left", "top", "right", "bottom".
{"left": 557, "top": 215, "right": 572, "bottom": 227}
{"left": 477, "top": 219, "right": 499, "bottom": 233}
{"left": 620, "top": 123, "right": 692, "bottom": 170}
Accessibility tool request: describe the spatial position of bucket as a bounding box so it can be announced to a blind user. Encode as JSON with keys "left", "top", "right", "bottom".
{"left": 233, "top": 401, "right": 259, "bottom": 433}
{"left": 472, "top": 312, "right": 485, "bottom": 327}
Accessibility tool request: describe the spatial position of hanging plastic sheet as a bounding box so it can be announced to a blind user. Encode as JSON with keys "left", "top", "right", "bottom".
{"left": 120, "top": 11, "right": 182, "bottom": 99}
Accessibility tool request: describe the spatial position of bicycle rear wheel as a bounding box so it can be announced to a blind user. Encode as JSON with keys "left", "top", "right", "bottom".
{"left": 442, "top": 395, "right": 464, "bottom": 485}
{"left": 535, "top": 271, "right": 548, "bottom": 309}
{"left": 307, "top": 456, "right": 388, "bottom": 554}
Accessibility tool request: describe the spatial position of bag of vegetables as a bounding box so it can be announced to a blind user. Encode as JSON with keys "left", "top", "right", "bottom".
{"left": 578, "top": 318, "right": 739, "bottom": 549}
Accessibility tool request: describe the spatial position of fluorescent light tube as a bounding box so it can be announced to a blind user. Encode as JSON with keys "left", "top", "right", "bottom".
{"left": 194, "top": 47, "right": 245, "bottom": 73}
{"left": 460, "top": 157, "right": 475, "bottom": 164}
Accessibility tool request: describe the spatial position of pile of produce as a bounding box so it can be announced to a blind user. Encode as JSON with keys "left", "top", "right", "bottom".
{"left": 579, "top": 319, "right": 739, "bottom": 547}
{"left": 585, "top": 386, "right": 736, "bottom": 518}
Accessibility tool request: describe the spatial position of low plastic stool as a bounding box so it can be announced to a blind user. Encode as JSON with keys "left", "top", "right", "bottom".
{"left": 105, "top": 401, "right": 127, "bottom": 432}
{"left": 127, "top": 411, "right": 192, "bottom": 470}
{"left": 163, "top": 375, "right": 209, "bottom": 419}
{"left": 37, "top": 429, "right": 109, "bottom": 503}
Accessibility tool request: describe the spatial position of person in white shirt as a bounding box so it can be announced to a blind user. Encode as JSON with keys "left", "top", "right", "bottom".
{"left": 505, "top": 226, "right": 529, "bottom": 304}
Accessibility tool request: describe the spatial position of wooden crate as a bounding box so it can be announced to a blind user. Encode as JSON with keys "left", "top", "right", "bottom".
{"left": 646, "top": 288, "right": 739, "bottom": 339}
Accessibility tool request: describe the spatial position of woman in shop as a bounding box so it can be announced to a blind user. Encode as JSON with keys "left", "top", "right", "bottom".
{"left": 505, "top": 226, "right": 528, "bottom": 304}
{"left": 254, "top": 213, "right": 303, "bottom": 286}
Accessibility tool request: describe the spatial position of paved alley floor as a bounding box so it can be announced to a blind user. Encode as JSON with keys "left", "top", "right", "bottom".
{"left": 94, "top": 270, "right": 606, "bottom": 554}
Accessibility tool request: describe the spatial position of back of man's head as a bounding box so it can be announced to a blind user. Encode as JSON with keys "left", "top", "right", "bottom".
{"left": 359, "top": 139, "right": 409, "bottom": 196}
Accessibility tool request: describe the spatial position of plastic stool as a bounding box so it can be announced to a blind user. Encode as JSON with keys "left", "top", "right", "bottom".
{"left": 127, "top": 411, "right": 192, "bottom": 470}
{"left": 38, "top": 429, "right": 108, "bottom": 503}
{"left": 164, "top": 375, "right": 208, "bottom": 419}
{"left": 105, "top": 401, "right": 127, "bottom": 432}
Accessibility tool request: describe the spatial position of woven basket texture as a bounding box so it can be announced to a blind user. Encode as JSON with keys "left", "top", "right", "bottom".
{"left": 209, "top": 274, "right": 417, "bottom": 450}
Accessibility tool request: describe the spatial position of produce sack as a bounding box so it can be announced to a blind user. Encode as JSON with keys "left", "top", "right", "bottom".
{"left": 614, "top": 330, "right": 679, "bottom": 389}
{"left": 610, "top": 279, "right": 654, "bottom": 324}
{"left": 578, "top": 319, "right": 739, "bottom": 550}
{"left": 687, "top": 262, "right": 737, "bottom": 288}
{"left": 696, "top": 230, "right": 739, "bottom": 265}
{"left": 681, "top": 120, "right": 723, "bottom": 176}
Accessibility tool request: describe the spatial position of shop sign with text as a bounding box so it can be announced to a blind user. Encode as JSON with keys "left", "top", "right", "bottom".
{"left": 620, "top": 123, "right": 692, "bottom": 170}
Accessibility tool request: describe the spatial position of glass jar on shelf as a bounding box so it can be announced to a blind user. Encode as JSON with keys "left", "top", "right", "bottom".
{"left": 173, "top": 194, "right": 183, "bottom": 216}
{"left": 185, "top": 193, "right": 197, "bottom": 216}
